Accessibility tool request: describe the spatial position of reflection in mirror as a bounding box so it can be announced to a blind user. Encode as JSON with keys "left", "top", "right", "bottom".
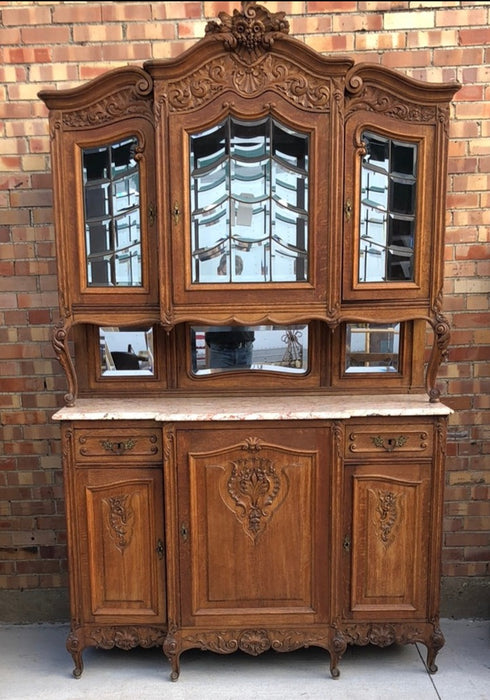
{"left": 100, "top": 327, "right": 154, "bottom": 376}
{"left": 83, "top": 137, "right": 142, "bottom": 287}
{"left": 191, "top": 325, "right": 308, "bottom": 375}
{"left": 190, "top": 117, "right": 308, "bottom": 284}
{"left": 359, "top": 132, "right": 416, "bottom": 283}
{"left": 345, "top": 323, "right": 400, "bottom": 373}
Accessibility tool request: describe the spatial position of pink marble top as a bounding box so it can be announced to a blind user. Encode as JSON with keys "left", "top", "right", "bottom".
{"left": 53, "top": 394, "right": 452, "bottom": 422}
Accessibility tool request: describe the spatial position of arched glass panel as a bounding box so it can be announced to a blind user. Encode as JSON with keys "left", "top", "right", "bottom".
{"left": 190, "top": 117, "right": 309, "bottom": 283}
{"left": 359, "top": 133, "right": 416, "bottom": 283}
{"left": 82, "top": 137, "right": 142, "bottom": 286}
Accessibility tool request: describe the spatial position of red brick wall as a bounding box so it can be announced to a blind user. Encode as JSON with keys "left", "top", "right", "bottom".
{"left": 1, "top": 2, "right": 489, "bottom": 616}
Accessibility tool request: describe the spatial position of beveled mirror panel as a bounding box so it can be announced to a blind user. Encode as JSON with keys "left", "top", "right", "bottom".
{"left": 359, "top": 133, "right": 416, "bottom": 283}
{"left": 345, "top": 323, "right": 400, "bottom": 373}
{"left": 83, "top": 137, "right": 142, "bottom": 287}
{"left": 191, "top": 324, "right": 308, "bottom": 374}
{"left": 99, "top": 327, "right": 154, "bottom": 376}
{"left": 190, "top": 117, "right": 309, "bottom": 284}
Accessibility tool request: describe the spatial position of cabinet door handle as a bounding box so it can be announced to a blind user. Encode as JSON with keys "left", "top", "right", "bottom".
{"left": 343, "top": 535, "right": 351, "bottom": 552}
{"left": 156, "top": 538, "right": 164, "bottom": 560}
{"left": 180, "top": 523, "right": 189, "bottom": 542}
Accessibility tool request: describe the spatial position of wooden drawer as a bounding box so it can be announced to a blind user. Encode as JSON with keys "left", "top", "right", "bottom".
{"left": 346, "top": 423, "right": 433, "bottom": 458}
{"left": 74, "top": 427, "right": 162, "bottom": 462}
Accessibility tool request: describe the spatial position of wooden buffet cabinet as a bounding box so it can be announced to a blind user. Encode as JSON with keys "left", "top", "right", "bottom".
{"left": 40, "top": 2, "right": 459, "bottom": 681}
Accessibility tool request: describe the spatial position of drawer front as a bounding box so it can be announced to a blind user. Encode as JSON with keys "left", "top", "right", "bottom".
{"left": 346, "top": 423, "right": 433, "bottom": 457}
{"left": 74, "top": 428, "right": 162, "bottom": 462}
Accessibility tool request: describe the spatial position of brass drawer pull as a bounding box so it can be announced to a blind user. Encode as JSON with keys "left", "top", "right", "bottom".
{"left": 100, "top": 439, "right": 136, "bottom": 455}
{"left": 371, "top": 435, "right": 407, "bottom": 452}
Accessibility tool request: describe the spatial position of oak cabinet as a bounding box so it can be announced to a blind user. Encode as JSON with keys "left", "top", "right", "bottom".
{"left": 42, "top": 1, "right": 458, "bottom": 684}
{"left": 62, "top": 423, "right": 166, "bottom": 678}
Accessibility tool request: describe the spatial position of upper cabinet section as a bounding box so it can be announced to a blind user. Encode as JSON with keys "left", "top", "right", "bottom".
{"left": 39, "top": 68, "right": 158, "bottom": 323}
{"left": 40, "top": 3, "right": 459, "bottom": 330}
{"left": 343, "top": 64, "right": 458, "bottom": 308}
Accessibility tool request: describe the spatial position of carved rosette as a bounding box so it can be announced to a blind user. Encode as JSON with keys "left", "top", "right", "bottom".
{"left": 90, "top": 626, "right": 166, "bottom": 650}
{"left": 205, "top": 2, "right": 289, "bottom": 65}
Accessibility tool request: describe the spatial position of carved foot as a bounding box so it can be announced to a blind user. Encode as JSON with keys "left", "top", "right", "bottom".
{"left": 426, "top": 648, "right": 439, "bottom": 674}
{"left": 66, "top": 629, "right": 84, "bottom": 678}
{"left": 426, "top": 620, "right": 444, "bottom": 674}
{"left": 163, "top": 627, "right": 181, "bottom": 682}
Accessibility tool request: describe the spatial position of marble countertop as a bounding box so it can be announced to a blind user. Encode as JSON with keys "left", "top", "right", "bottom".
{"left": 52, "top": 394, "right": 452, "bottom": 422}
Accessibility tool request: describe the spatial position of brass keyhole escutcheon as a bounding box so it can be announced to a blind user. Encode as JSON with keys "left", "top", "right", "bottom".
{"left": 172, "top": 202, "right": 180, "bottom": 225}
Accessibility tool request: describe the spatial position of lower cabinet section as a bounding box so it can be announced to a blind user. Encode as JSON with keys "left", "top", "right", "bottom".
{"left": 59, "top": 413, "right": 447, "bottom": 680}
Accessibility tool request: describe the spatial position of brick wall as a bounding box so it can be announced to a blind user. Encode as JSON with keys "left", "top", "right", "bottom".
{"left": 1, "top": 1, "right": 488, "bottom": 620}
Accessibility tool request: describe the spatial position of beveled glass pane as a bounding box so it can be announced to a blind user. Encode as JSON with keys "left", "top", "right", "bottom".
{"left": 83, "top": 137, "right": 141, "bottom": 287}
{"left": 191, "top": 324, "right": 308, "bottom": 375}
{"left": 358, "top": 133, "right": 416, "bottom": 283}
{"left": 99, "top": 327, "right": 154, "bottom": 376}
{"left": 345, "top": 323, "right": 400, "bottom": 373}
{"left": 190, "top": 116, "right": 309, "bottom": 284}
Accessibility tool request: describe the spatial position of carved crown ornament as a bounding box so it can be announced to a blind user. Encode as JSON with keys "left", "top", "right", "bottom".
{"left": 205, "top": 1, "right": 289, "bottom": 65}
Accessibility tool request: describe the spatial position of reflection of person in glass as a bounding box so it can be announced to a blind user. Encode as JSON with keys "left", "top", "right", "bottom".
{"left": 205, "top": 327, "right": 255, "bottom": 369}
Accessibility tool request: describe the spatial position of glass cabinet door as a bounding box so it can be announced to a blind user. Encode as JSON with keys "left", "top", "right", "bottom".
{"left": 83, "top": 138, "right": 142, "bottom": 287}
{"left": 343, "top": 115, "right": 435, "bottom": 304}
{"left": 358, "top": 133, "right": 416, "bottom": 284}
{"left": 68, "top": 120, "right": 157, "bottom": 309}
{"left": 189, "top": 116, "right": 309, "bottom": 285}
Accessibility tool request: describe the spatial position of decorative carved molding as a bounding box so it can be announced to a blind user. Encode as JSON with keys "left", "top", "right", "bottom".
{"left": 373, "top": 489, "right": 398, "bottom": 546}
{"left": 183, "top": 627, "right": 330, "bottom": 655}
{"left": 52, "top": 318, "right": 77, "bottom": 406}
{"left": 346, "top": 84, "right": 436, "bottom": 123}
{"left": 165, "top": 54, "right": 330, "bottom": 112}
{"left": 62, "top": 85, "right": 153, "bottom": 129}
{"left": 104, "top": 494, "right": 134, "bottom": 552}
{"left": 340, "top": 622, "right": 425, "bottom": 647}
{"left": 205, "top": 2, "right": 289, "bottom": 65}
{"left": 89, "top": 625, "right": 166, "bottom": 650}
{"left": 221, "top": 455, "right": 288, "bottom": 541}
{"left": 426, "top": 291, "right": 451, "bottom": 402}
{"left": 241, "top": 436, "right": 263, "bottom": 452}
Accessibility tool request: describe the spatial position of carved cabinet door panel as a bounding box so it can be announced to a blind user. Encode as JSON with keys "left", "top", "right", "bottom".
{"left": 75, "top": 467, "right": 166, "bottom": 623}
{"left": 174, "top": 423, "right": 332, "bottom": 627}
{"left": 342, "top": 462, "right": 431, "bottom": 620}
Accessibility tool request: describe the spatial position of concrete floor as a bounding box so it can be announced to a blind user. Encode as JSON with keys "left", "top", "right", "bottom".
{"left": 0, "top": 619, "right": 488, "bottom": 699}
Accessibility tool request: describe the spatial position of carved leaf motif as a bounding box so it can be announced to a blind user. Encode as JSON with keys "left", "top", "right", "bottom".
{"left": 373, "top": 489, "right": 398, "bottom": 546}
{"left": 347, "top": 85, "right": 435, "bottom": 123}
{"left": 221, "top": 455, "right": 288, "bottom": 541}
{"left": 104, "top": 493, "right": 134, "bottom": 552}
{"left": 165, "top": 55, "right": 330, "bottom": 112}
{"left": 62, "top": 88, "right": 153, "bottom": 129}
{"left": 90, "top": 626, "right": 166, "bottom": 650}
